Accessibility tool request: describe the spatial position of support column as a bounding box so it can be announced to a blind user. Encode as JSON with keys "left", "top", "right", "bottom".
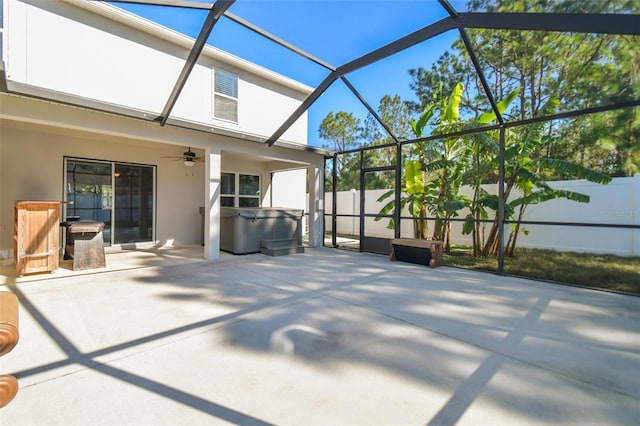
{"left": 633, "top": 173, "right": 639, "bottom": 256}
{"left": 204, "top": 147, "right": 221, "bottom": 260}
{"left": 497, "top": 126, "right": 505, "bottom": 274}
{"left": 307, "top": 160, "right": 324, "bottom": 248}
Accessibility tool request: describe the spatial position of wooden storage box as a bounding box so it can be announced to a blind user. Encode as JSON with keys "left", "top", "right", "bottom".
{"left": 390, "top": 238, "right": 443, "bottom": 268}
{"left": 14, "top": 201, "right": 61, "bottom": 276}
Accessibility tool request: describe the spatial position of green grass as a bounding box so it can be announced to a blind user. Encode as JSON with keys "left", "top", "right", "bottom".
{"left": 443, "top": 246, "right": 640, "bottom": 294}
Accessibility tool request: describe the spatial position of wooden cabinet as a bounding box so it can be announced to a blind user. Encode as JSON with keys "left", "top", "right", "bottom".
{"left": 14, "top": 201, "right": 62, "bottom": 276}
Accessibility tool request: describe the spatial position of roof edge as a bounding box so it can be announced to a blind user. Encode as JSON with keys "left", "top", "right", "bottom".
{"left": 0, "top": 82, "right": 332, "bottom": 157}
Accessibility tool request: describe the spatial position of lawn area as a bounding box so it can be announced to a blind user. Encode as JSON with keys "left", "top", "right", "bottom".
{"left": 324, "top": 234, "right": 640, "bottom": 295}
{"left": 444, "top": 247, "right": 640, "bottom": 295}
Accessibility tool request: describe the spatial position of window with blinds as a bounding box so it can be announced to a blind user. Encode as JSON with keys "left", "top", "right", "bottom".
{"left": 213, "top": 69, "right": 238, "bottom": 122}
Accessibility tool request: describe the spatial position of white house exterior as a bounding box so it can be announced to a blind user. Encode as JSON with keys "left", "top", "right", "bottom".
{"left": 0, "top": 0, "right": 329, "bottom": 261}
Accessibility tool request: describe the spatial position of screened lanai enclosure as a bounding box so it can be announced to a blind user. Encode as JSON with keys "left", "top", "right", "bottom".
{"left": 312, "top": 1, "right": 640, "bottom": 292}
{"left": 3, "top": 0, "right": 639, "bottom": 290}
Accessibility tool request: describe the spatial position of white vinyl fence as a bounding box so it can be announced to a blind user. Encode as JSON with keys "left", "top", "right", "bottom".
{"left": 324, "top": 174, "right": 640, "bottom": 257}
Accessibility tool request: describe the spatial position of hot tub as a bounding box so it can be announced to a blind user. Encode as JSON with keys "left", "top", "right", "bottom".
{"left": 220, "top": 207, "right": 304, "bottom": 254}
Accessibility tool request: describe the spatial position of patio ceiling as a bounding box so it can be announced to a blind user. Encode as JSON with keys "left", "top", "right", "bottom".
{"left": 104, "top": 0, "right": 640, "bottom": 148}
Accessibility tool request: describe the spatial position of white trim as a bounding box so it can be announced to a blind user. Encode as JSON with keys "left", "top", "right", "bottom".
{"left": 221, "top": 171, "right": 261, "bottom": 207}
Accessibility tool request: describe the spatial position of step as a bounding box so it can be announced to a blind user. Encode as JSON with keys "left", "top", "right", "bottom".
{"left": 261, "top": 238, "right": 299, "bottom": 250}
{"left": 261, "top": 246, "right": 305, "bottom": 257}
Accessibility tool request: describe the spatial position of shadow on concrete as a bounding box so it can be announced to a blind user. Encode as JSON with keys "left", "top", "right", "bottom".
{"left": 3, "top": 247, "right": 640, "bottom": 424}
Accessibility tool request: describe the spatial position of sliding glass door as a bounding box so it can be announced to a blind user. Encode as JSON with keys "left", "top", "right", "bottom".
{"left": 113, "top": 164, "right": 154, "bottom": 244}
{"left": 65, "top": 158, "right": 155, "bottom": 246}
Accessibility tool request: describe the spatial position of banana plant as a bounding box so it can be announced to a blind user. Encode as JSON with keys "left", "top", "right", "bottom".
{"left": 376, "top": 82, "right": 471, "bottom": 250}
{"left": 481, "top": 97, "right": 612, "bottom": 256}
{"left": 426, "top": 83, "right": 469, "bottom": 249}
{"left": 376, "top": 101, "right": 437, "bottom": 239}
{"left": 458, "top": 87, "right": 521, "bottom": 256}
{"left": 437, "top": 87, "right": 521, "bottom": 254}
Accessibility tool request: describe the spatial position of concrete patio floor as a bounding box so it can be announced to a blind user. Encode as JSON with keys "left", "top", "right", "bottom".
{"left": 1, "top": 246, "right": 639, "bottom": 425}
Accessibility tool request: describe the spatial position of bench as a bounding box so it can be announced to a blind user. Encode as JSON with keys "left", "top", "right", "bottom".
{"left": 389, "top": 238, "right": 443, "bottom": 268}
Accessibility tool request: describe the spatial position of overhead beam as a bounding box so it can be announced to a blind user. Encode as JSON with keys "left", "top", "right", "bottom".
{"left": 459, "top": 12, "right": 640, "bottom": 35}
{"left": 338, "top": 17, "right": 457, "bottom": 77}
{"left": 158, "top": 0, "right": 235, "bottom": 125}
{"left": 108, "top": 3, "right": 640, "bottom": 148}
{"left": 266, "top": 72, "right": 340, "bottom": 146}
{"left": 437, "top": 0, "right": 459, "bottom": 18}
{"left": 265, "top": 17, "right": 458, "bottom": 146}
{"left": 458, "top": 29, "right": 503, "bottom": 125}
{"left": 224, "top": 12, "right": 335, "bottom": 72}
{"left": 266, "top": 11, "right": 640, "bottom": 147}
{"left": 341, "top": 76, "right": 400, "bottom": 144}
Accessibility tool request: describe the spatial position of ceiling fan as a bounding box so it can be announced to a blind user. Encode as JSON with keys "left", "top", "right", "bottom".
{"left": 161, "top": 147, "right": 204, "bottom": 174}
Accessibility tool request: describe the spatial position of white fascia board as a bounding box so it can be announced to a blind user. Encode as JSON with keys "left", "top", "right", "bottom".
{"left": 61, "top": 0, "right": 314, "bottom": 95}
{"left": 0, "top": 89, "right": 332, "bottom": 158}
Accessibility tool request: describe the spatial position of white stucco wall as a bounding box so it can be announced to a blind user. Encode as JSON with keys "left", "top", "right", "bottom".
{"left": 0, "top": 94, "right": 327, "bottom": 260}
{"left": 0, "top": 124, "right": 206, "bottom": 257}
{"left": 4, "top": 0, "right": 310, "bottom": 144}
{"left": 271, "top": 169, "right": 307, "bottom": 211}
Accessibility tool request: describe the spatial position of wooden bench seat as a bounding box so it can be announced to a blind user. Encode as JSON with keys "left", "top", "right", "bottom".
{"left": 390, "top": 238, "right": 443, "bottom": 268}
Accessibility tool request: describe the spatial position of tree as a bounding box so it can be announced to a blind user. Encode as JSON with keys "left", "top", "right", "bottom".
{"left": 361, "top": 94, "right": 413, "bottom": 146}
{"left": 480, "top": 98, "right": 612, "bottom": 257}
{"left": 424, "top": 83, "right": 472, "bottom": 250}
{"left": 409, "top": 0, "right": 640, "bottom": 177}
{"left": 376, "top": 83, "right": 471, "bottom": 248}
{"left": 402, "top": 0, "right": 634, "bottom": 256}
{"left": 319, "top": 111, "right": 362, "bottom": 191}
{"left": 318, "top": 111, "right": 361, "bottom": 152}
{"left": 359, "top": 95, "right": 413, "bottom": 189}
{"left": 447, "top": 88, "right": 522, "bottom": 256}
{"left": 375, "top": 101, "right": 437, "bottom": 239}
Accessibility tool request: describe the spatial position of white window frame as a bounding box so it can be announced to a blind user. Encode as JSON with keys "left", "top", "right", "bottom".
{"left": 213, "top": 68, "right": 238, "bottom": 123}
{"left": 221, "top": 172, "right": 260, "bottom": 207}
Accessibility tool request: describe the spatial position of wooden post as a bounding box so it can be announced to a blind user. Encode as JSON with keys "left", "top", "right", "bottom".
{"left": 0, "top": 292, "right": 19, "bottom": 408}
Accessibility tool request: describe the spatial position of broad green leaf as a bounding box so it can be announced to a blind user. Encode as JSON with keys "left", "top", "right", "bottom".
{"left": 405, "top": 160, "right": 424, "bottom": 194}
{"left": 478, "top": 194, "right": 500, "bottom": 211}
{"left": 462, "top": 214, "right": 475, "bottom": 235}
{"left": 516, "top": 168, "right": 551, "bottom": 191}
{"left": 443, "top": 199, "right": 469, "bottom": 212}
{"left": 376, "top": 189, "right": 395, "bottom": 203}
{"left": 442, "top": 82, "right": 463, "bottom": 124}
{"left": 539, "top": 158, "right": 612, "bottom": 184}
{"left": 504, "top": 145, "right": 520, "bottom": 161}
{"left": 511, "top": 189, "right": 590, "bottom": 207}
{"left": 374, "top": 198, "right": 395, "bottom": 220}
{"left": 423, "top": 158, "right": 455, "bottom": 172}
{"left": 476, "top": 87, "right": 521, "bottom": 124}
{"left": 413, "top": 103, "right": 436, "bottom": 138}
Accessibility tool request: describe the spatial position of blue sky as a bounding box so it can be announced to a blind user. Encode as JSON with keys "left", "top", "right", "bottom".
{"left": 115, "top": 1, "right": 465, "bottom": 147}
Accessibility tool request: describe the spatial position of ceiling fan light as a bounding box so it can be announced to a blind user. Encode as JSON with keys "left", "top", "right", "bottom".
{"left": 184, "top": 160, "right": 195, "bottom": 167}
